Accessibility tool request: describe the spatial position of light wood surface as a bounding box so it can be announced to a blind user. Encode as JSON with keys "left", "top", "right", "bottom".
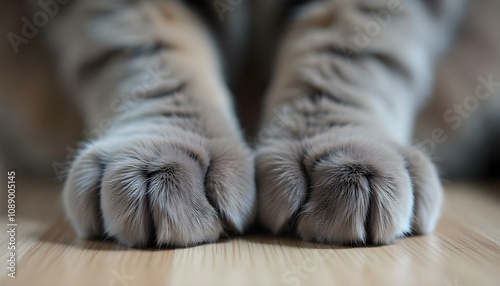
{"left": 1, "top": 180, "right": 499, "bottom": 286}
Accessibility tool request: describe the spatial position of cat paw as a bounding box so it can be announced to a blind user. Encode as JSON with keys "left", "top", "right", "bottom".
{"left": 63, "top": 124, "right": 256, "bottom": 248}
{"left": 257, "top": 127, "right": 443, "bottom": 245}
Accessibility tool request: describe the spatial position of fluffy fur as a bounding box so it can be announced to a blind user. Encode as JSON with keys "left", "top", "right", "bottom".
{"left": 255, "top": 0, "right": 462, "bottom": 244}
{"left": 55, "top": 0, "right": 256, "bottom": 247}
{"left": 51, "top": 0, "right": 464, "bottom": 247}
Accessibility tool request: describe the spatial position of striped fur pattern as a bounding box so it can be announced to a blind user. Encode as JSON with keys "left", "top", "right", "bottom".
{"left": 51, "top": 0, "right": 464, "bottom": 247}
{"left": 255, "top": 0, "right": 464, "bottom": 244}
{"left": 52, "top": 0, "right": 256, "bottom": 247}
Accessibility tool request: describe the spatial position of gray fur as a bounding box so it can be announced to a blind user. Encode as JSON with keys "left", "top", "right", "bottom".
{"left": 255, "top": 0, "right": 462, "bottom": 245}
{"left": 58, "top": 0, "right": 462, "bottom": 247}
{"left": 58, "top": 0, "right": 256, "bottom": 247}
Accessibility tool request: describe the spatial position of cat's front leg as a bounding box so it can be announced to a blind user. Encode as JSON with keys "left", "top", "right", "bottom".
{"left": 52, "top": 1, "right": 256, "bottom": 247}
{"left": 256, "top": 0, "right": 462, "bottom": 245}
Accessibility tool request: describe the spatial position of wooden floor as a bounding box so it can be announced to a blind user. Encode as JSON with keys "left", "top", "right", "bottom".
{"left": 1, "top": 180, "right": 499, "bottom": 286}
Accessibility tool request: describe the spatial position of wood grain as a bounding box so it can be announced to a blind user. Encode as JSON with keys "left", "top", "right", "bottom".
{"left": 1, "top": 181, "right": 499, "bottom": 286}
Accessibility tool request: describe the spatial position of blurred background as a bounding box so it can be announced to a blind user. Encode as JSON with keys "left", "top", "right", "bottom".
{"left": 0, "top": 0, "right": 499, "bottom": 182}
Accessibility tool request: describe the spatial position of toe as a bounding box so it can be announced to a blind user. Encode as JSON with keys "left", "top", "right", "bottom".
{"left": 62, "top": 143, "right": 105, "bottom": 239}
{"left": 256, "top": 141, "right": 309, "bottom": 234}
{"left": 146, "top": 148, "right": 223, "bottom": 247}
{"left": 401, "top": 146, "right": 444, "bottom": 235}
{"left": 205, "top": 139, "right": 257, "bottom": 233}
{"left": 100, "top": 137, "right": 224, "bottom": 247}
{"left": 297, "top": 136, "right": 413, "bottom": 244}
{"left": 100, "top": 155, "right": 153, "bottom": 247}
